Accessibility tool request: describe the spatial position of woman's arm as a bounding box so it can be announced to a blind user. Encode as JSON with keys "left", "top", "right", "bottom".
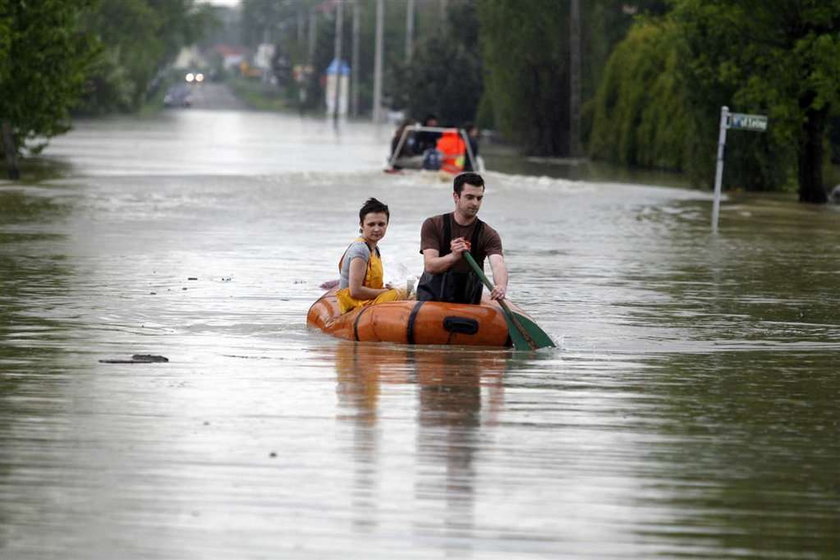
{"left": 348, "top": 257, "right": 389, "bottom": 299}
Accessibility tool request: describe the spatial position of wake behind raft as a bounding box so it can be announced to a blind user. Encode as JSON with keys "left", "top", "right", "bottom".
{"left": 307, "top": 288, "right": 527, "bottom": 347}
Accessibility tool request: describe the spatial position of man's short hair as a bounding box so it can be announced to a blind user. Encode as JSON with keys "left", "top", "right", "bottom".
{"left": 454, "top": 172, "right": 484, "bottom": 195}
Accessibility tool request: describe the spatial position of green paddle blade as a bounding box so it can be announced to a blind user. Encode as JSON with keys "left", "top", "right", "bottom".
{"left": 510, "top": 311, "right": 556, "bottom": 349}
{"left": 462, "top": 252, "right": 555, "bottom": 350}
{"left": 501, "top": 310, "right": 532, "bottom": 350}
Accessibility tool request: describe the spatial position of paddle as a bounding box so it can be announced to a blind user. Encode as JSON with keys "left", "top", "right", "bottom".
{"left": 464, "top": 252, "right": 555, "bottom": 350}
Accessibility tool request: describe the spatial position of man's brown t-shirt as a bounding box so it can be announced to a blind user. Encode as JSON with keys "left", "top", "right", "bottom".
{"left": 420, "top": 214, "right": 503, "bottom": 273}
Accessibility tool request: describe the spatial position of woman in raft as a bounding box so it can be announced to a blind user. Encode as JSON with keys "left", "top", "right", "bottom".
{"left": 336, "top": 197, "right": 407, "bottom": 313}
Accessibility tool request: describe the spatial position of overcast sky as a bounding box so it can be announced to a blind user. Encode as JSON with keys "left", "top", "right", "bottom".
{"left": 200, "top": 0, "right": 240, "bottom": 7}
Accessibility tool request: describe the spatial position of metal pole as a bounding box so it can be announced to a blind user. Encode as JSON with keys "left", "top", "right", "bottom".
{"left": 308, "top": 10, "right": 317, "bottom": 65}
{"left": 569, "top": 0, "right": 582, "bottom": 157}
{"left": 333, "top": 0, "right": 344, "bottom": 128}
{"left": 351, "top": 0, "right": 360, "bottom": 117}
{"left": 297, "top": 8, "right": 304, "bottom": 46}
{"left": 712, "top": 106, "right": 729, "bottom": 234}
{"left": 372, "top": 0, "right": 384, "bottom": 124}
{"left": 405, "top": 0, "right": 415, "bottom": 62}
{"left": 262, "top": 27, "right": 271, "bottom": 85}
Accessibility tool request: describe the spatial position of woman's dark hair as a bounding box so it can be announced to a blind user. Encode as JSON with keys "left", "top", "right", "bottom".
{"left": 359, "top": 197, "right": 390, "bottom": 222}
{"left": 453, "top": 172, "right": 484, "bottom": 194}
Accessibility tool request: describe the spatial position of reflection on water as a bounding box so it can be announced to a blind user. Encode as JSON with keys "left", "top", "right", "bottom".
{"left": 0, "top": 112, "right": 839, "bottom": 558}
{"left": 334, "top": 343, "right": 508, "bottom": 552}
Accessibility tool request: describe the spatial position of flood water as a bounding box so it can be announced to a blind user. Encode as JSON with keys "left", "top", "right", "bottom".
{"left": 1, "top": 106, "right": 839, "bottom": 559}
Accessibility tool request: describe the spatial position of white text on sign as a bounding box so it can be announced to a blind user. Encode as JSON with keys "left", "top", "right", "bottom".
{"left": 727, "top": 113, "right": 768, "bottom": 132}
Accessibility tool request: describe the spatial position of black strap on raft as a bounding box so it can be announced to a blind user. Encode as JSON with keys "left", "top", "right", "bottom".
{"left": 406, "top": 301, "right": 424, "bottom": 344}
{"left": 353, "top": 306, "right": 371, "bottom": 341}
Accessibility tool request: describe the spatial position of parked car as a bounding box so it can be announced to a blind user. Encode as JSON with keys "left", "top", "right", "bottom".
{"left": 163, "top": 84, "right": 192, "bottom": 108}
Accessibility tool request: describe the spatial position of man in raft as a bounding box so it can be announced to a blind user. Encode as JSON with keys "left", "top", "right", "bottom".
{"left": 416, "top": 172, "right": 508, "bottom": 304}
{"left": 336, "top": 198, "right": 406, "bottom": 313}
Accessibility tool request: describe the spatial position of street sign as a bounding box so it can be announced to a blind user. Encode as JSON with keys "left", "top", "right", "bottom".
{"left": 712, "top": 107, "right": 771, "bottom": 234}
{"left": 727, "top": 113, "right": 768, "bottom": 132}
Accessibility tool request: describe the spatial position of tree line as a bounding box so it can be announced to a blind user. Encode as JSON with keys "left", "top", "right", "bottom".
{"left": 2, "top": 0, "right": 839, "bottom": 203}
{"left": 0, "top": 0, "right": 213, "bottom": 179}
{"left": 587, "top": 0, "right": 840, "bottom": 203}
{"left": 378, "top": 0, "right": 837, "bottom": 203}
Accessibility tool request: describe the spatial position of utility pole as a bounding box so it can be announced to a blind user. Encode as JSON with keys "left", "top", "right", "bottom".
{"left": 333, "top": 0, "right": 344, "bottom": 129}
{"left": 308, "top": 9, "right": 317, "bottom": 65}
{"left": 569, "top": 0, "right": 582, "bottom": 157}
{"left": 297, "top": 7, "right": 304, "bottom": 46}
{"left": 405, "top": 0, "right": 415, "bottom": 62}
{"left": 372, "top": 0, "right": 384, "bottom": 124}
{"left": 351, "top": 0, "right": 360, "bottom": 117}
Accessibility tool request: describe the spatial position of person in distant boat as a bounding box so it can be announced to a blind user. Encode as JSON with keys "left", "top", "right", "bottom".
{"left": 336, "top": 198, "right": 407, "bottom": 314}
{"left": 435, "top": 129, "right": 466, "bottom": 174}
{"left": 388, "top": 119, "right": 422, "bottom": 170}
{"left": 413, "top": 114, "right": 441, "bottom": 155}
{"left": 461, "top": 123, "right": 480, "bottom": 171}
{"left": 416, "top": 172, "right": 508, "bottom": 304}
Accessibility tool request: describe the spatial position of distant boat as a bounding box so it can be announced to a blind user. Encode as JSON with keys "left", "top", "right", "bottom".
{"left": 386, "top": 125, "right": 484, "bottom": 175}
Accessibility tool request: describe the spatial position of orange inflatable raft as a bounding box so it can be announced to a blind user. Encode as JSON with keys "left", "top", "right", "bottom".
{"left": 307, "top": 288, "right": 519, "bottom": 346}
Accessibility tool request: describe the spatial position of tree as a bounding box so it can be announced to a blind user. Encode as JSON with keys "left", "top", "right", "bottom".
{"left": 588, "top": 19, "right": 692, "bottom": 171}
{"left": 0, "top": 1, "right": 99, "bottom": 179}
{"left": 675, "top": 0, "right": 840, "bottom": 203}
{"left": 478, "top": 0, "right": 666, "bottom": 156}
{"left": 478, "top": 0, "right": 568, "bottom": 155}
{"left": 387, "top": 0, "right": 482, "bottom": 126}
{"left": 77, "top": 0, "right": 215, "bottom": 113}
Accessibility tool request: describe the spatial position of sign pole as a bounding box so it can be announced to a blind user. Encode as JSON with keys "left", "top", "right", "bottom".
{"left": 711, "top": 106, "right": 729, "bottom": 234}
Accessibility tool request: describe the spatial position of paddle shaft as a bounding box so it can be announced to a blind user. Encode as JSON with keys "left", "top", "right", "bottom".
{"left": 463, "top": 253, "right": 539, "bottom": 350}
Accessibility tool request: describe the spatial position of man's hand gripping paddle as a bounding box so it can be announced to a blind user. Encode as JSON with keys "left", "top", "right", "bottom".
{"left": 463, "top": 253, "right": 555, "bottom": 350}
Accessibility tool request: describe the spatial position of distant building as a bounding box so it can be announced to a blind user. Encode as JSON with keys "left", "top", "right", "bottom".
{"left": 213, "top": 44, "right": 249, "bottom": 71}
{"left": 173, "top": 46, "right": 209, "bottom": 70}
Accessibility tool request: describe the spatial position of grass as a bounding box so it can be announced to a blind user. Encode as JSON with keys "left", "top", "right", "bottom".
{"left": 228, "top": 77, "right": 289, "bottom": 112}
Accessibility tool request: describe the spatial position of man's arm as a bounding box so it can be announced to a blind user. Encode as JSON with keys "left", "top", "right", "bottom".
{"left": 487, "top": 253, "right": 508, "bottom": 301}
{"left": 422, "top": 237, "right": 471, "bottom": 274}
{"left": 422, "top": 247, "right": 455, "bottom": 274}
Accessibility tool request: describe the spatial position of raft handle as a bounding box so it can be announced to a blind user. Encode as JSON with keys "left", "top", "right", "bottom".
{"left": 443, "top": 316, "right": 479, "bottom": 335}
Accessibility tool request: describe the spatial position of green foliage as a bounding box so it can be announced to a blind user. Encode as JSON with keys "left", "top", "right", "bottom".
{"left": 385, "top": 0, "right": 482, "bottom": 125}
{"left": 478, "top": 0, "right": 567, "bottom": 155}
{"left": 229, "top": 76, "right": 288, "bottom": 111}
{"left": 587, "top": 1, "right": 840, "bottom": 199}
{"left": 674, "top": 0, "right": 840, "bottom": 199}
{"left": 0, "top": 15, "right": 9, "bottom": 84}
{"left": 389, "top": 36, "right": 482, "bottom": 126}
{"left": 477, "top": 0, "right": 667, "bottom": 155}
{"left": 589, "top": 19, "right": 692, "bottom": 171}
{"left": 77, "top": 0, "right": 215, "bottom": 113}
{"left": 0, "top": 1, "right": 99, "bottom": 156}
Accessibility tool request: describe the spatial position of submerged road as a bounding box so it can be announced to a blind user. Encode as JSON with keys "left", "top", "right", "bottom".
{"left": 186, "top": 81, "right": 250, "bottom": 111}
{"left": 0, "top": 93, "right": 839, "bottom": 559}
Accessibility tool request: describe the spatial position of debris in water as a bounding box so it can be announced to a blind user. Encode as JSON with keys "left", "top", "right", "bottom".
{"left": 99, "top": 354, "right": 169, "bottom": 364}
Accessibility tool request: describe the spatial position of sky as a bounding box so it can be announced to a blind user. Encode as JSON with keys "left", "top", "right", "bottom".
{"left": 200, "top": 0, "right": 240, "bottom": 7}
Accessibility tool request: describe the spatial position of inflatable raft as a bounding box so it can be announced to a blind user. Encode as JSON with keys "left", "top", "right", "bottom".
{"left": 307, "top": 288, "right": 518, "bottom": 347}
